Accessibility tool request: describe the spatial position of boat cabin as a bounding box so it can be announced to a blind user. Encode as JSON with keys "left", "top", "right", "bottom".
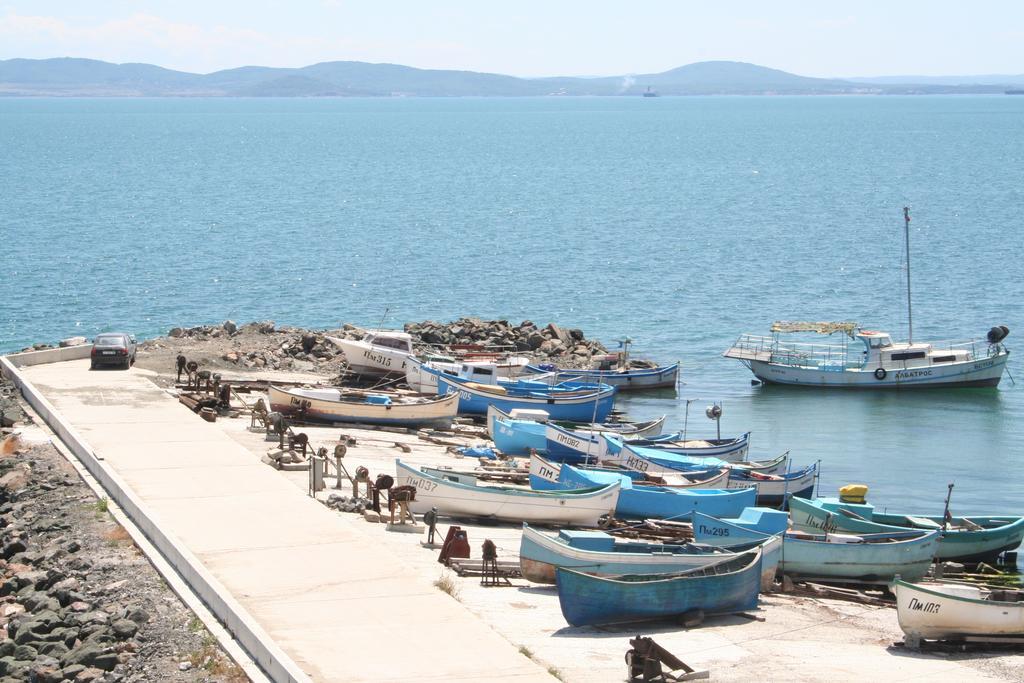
{"left": 363, "top": 331, "right": 414, "bottom": 355}
{"left": 855, "top": 330, "right": 971, "bottom": 369}
{"left": 457, "top": 362, "right": 502, "bottom": 384}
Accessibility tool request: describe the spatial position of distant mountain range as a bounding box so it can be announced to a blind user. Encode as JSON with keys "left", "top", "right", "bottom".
{"left": 0, "top": 58, "right": 1020, "bottom": 97}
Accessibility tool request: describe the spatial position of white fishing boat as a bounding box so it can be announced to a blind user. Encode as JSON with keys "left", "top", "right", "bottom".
{"left": 405, "top": 356, "right": 532, "bottom": 394}
{"left": 328, "top": 330, "right": 415, "bottom": 376}
{"left": 724, "top": 209, "right": 1010, "bottom": 388}
{"left": 394, "top": 459, "right": 619, "bottom": 526}
{"left": 267, "top": 384, "right": 458, "bottom": 427}
{"left": 892, "top": 579, "right": 1024, "bottom": 643}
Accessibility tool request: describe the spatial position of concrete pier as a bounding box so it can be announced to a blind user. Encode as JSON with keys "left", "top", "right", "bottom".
{"left": 10, "top": 357, "right": 550, "bottom": 682}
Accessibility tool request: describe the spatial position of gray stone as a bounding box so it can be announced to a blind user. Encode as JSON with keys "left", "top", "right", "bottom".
{"left": 125, "top": 608, "right": 149, "bottom": 625}
{"left": 61, "top": 641, "right": 113, "bottom": 669}
{"left": 11, "top": 644, "right": 35, "bottom": 660}
{"left": 61, "top": 663, "right": 86, "bottom": 678}
{"left": 168, "top": 328, "right": 184, "bottom": 338}
{"left": 222, "top": 320, "right": 237, "bottom": 334}
{"left": 110, "top": 619, "right": 137, "bottom": 640}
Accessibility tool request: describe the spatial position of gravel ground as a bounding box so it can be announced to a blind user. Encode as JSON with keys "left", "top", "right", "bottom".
{"left": 0, "top": 383, "right": 247, "bottom": 683}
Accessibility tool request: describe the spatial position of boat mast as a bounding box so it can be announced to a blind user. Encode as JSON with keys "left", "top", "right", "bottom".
{"left": 903, "top": 207, "right": 913, "bottom": 344}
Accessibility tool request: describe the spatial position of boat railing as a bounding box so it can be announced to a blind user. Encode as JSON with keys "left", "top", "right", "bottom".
{"left": 728, "top": 334, "right": 859, "bottom": 369}
{"left": 924, "top": 338, "right": 1001, "bottom": 360}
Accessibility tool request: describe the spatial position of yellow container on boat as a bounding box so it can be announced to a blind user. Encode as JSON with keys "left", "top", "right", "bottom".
{"left": 839, "top": 484, "right": 868, "bottom": 504}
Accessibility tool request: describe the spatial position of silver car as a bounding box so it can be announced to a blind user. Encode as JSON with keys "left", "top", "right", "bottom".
{"left": 90, "top": 332, "right": 137, "bottom": 369}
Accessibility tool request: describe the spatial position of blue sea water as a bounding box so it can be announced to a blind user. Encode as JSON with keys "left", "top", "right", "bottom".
{"left": 1, "top": 96, "right": 1022, "bottom": 516}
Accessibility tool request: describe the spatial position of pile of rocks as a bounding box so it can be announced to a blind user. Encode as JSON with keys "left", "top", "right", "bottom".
{"left": 405, "top": 318, "right": 607, "bottom": 367}
{"left": 324, "top": 494, "right": 371, "bottom": 514}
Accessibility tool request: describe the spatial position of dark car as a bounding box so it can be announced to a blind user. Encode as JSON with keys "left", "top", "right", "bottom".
{"left": 90, "top": 332, "right": 137, "bottom": 369}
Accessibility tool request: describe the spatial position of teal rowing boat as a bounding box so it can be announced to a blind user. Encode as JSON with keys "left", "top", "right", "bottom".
{"left": 789, "top": 496, "right": 1024, "bottom": 563}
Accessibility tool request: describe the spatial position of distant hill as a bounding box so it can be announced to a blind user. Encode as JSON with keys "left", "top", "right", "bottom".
{"left": 849, "top": 73, "right": 1024, "bottom": 87}
{"left": 0, "top": 57, "right": 1014, "bottom": 97}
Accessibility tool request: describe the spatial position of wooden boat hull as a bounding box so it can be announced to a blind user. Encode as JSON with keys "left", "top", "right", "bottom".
{"left": 267, "top": 385, "right": 458, "bottom": 427}
{"left": 555, "top": 549, "right": 763, "bottom": 627}
{"left": 394, "top": 460, "right": 619, "bottom": 526}
{"left": 437, "top": 374, "right": 616, "bottom": 422}
{"left": 529, "top": 363, "right": 680, "bottom": 391}
{"left": 892, "top": 579, "right": 1024, "bottom": 641}
{"left": 788, "top": 496, "right": 1024, "bottom": 562}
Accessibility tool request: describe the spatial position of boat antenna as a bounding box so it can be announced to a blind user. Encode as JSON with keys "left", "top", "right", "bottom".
{"left": 682, "top": 398, "right": 698, "bottom": 441}
{"left": 903, "top": 207, "right": 913, "bottom": 344}
{"left": 374, "top": 307, "right": 390, "bottom": 334}
{"left": 942, "top": 482, "right": 954, "bottom": 531}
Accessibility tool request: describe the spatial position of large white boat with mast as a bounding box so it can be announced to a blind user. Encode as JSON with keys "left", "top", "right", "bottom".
{"left": 724, "top": 208, "right": 1011, "bottom": 388}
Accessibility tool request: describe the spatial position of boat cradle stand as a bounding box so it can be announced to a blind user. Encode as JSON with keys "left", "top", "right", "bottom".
{"left": 626, "top": 636, "right": 709, "bottom": 681}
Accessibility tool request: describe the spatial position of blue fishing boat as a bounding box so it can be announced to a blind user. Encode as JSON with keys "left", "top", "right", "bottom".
{"left": 555, "top": 549, "right": 763, "bottom": 627}
{"left": 529, "top": 452, "right": 731, "bottom": 491}
{"left": 488, "top": 406, "right": 664, "bottom": 457}
{"left": 695, "top": 511, "right": 940, "bottom": 582}
{"left": 536, "top": 463, "right": 756, "bottom": 521}
{"left": 788, "top": 496, "right": 1024, "bottom": 563}
{"left": 435, "top": 372, "right": 617, "bottom": 422}
{"left": 524, "top": 362, "right": 680, "bottom": 391}
{"left": 603, "top": 438, "right": 790, "bottom": 476}
{"left": 692, "top": 509, "right": 790, "bottom": 546}
{"left": 521, "top": 524, "right": 781, "bottom": 591}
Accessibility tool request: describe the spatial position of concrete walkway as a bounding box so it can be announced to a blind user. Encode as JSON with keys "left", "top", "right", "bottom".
{"left": 19, "top": 359, "right": 550, "bottom": 683}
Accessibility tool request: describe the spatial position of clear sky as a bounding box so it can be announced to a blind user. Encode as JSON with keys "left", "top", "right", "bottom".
{"left": 1, "top": 1, "right": 1021, "bottom": 77}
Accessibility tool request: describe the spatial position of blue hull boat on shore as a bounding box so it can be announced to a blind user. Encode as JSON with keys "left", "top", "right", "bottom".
{"left": 693, "top": 510, "right": 940, "bottom": 583}
{"left": 788, "top": 496, "right": 1024, "bottom": 563}
{"left": 533, "top": 462, "right": 756, "bottom": 521}
{"left": 435, "top": 372, "right": 617, "bottom": 422}
{"left": 555, "top": 548, "right": 763, "bottom": 627}
{"left": 692, "top": 509, "right": 790, "bottom": 546}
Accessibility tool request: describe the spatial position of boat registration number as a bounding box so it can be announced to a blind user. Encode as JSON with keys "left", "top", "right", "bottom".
{"left": 908, "top": 598, "right": 940, "bottom": 614}
{"left": 698, "top": 525, "right": 729, "bottom": 537}
{"left": 404, "top": 476, "right": 437, "bottom": 493}
{"left": 623, "top": 454, "right": 649, "bottom": 472}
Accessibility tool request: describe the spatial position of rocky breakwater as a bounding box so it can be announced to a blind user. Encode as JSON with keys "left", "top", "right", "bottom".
{"left": 405, "top": 318, "right": 607, "bottom": 368}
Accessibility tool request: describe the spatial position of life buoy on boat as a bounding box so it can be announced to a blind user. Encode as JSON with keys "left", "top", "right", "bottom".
{"left": 874, "top": 367, "right": 887, "bottom": 380}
